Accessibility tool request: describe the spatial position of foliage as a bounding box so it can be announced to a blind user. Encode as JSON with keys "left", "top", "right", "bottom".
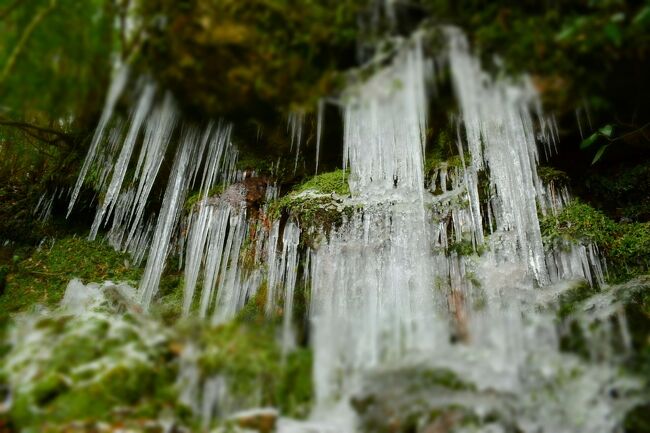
{"left": 540, "top": 200, "right": 650, "bottom": 281}
{"left": 138, "top": 0, "right": 363, "bottom": 120}
{"left": 584, "top": 162, "right": 650, "bottom": 222}
{"left": 0, "top": 0, "right": 114, "bottom": 122}
{"left": 292, "top": 169, "right": 350, "bottom": 196}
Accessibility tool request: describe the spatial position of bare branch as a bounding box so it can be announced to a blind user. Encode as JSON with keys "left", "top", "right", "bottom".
{"left": 0, "top": 118, "right": 74, "bottom": 147}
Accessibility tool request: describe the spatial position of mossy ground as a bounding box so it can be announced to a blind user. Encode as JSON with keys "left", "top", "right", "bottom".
{"left": 0, "top": 237, "right": 141, "bottom": 330}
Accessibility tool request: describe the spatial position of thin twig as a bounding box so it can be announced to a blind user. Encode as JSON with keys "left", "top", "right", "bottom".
{"left": 605, "top": 122, "right": 650, "bottom": 143}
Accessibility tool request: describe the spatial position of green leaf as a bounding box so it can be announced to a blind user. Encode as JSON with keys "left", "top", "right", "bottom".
{"left": 599, "top": 124, "right": 614, "bottom": 137}
{"left": 610, "top": 12, "right": 625, "bottom": 23}
{"left": 580, "top": 132, "right": 599, "bottom": 149}
{"left": 604, "top": 23, "right": 622, "bottom": 46}
{"left": 592, "top": 145, "right": 610, "bottom": 165}
{"left": 633, "top": 6, "right": 650, "bottom": 25}
{"left": 556, "top": 26, "right": 575, "bottom": 42}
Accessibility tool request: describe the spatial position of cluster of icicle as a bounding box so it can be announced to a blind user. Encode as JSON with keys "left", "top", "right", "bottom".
{"left": 69, "top": 26, "right": 638, "bottom": 433}
{"left": 304, "top": 28, "right": 628, "bottom": 432}
{"left": 66, "top": 67, "right": 239, "bottom": 308}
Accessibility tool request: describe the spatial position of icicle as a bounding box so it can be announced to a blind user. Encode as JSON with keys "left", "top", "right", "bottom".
{"left": 89, "top": 83, "right": 156, "bottom": 240}
{"left": 281, "top": 221, "right": 301, "bottom": 356}
{"left": 316, "top": 99, "right": 324, "bottom": 174}
{"left": 67, "top": 65, "right": 130, "bottom": 217}
{"left": 139, "top": 129, "right": 197, "bottom": 308}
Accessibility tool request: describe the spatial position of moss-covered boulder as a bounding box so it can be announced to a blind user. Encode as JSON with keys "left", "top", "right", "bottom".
{"left": 1, "top": 280, "right": 181, "bottom": 431}
{"left": 269, "top": 169, "right": 353, "bottom": 240}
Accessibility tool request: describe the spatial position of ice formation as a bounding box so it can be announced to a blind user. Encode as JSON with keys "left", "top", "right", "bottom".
{"left": 66, "top": 23, "right": 640, "bottom": 433}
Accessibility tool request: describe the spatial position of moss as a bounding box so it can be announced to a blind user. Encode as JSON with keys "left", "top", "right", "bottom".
{"left": 0, "top": 237, "right": 141, "bottom": 332}
{"left": 3, "top": 307, "right": 178, "bottom": 430}
{"left": 556, "top": 280, "right": 596, "bottom": 319}
{"left": 538, "top": 166, "right": 570, "bottom": 184}
{"left": 419, "top": 368, "right": 474, "bottom": 392}
{"left": 184, "top": 184, "right": 228, "bottom": 211}
{"left": 540, "top": 200, "right": 650, "bottom": 281}
{"left": 268, "top": 170, "right": 353, "bottom": 237}
{"left": 195, "top": 318, "right": 313, "bottom": 417}
{"left": 277, "top": 348, "right": 313, "bottom": 418}
{"left": 540, "top": 200, "right": 616, "bottom": 247}
{"left": 447, "top": 240, "right": 485, "bottom": 257}
{"left": 293, "top": 169, "right": 350, "bottom": 196}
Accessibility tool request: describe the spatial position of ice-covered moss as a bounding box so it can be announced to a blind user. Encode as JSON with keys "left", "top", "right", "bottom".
{"left": 2, "top": 281, "right": 179, "bottom": 430}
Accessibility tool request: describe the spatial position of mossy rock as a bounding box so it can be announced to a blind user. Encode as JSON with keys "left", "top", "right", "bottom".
{"left": 540, "top": 200, "right": 650, "bottom": 282}
{"left": 2, "top": 306, "right": 179, "bottom": 430}
{"left": 352, "top": 364, "right": 480, "bottom": 433}
{"left": 268, "top": 170, "right": 353, "bottom": 239}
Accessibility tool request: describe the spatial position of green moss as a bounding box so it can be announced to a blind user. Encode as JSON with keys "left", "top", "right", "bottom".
{"left": 3, "top": 308, "right": 178, "bottom": 430}
{"left": 292, "top": 169, "right": 350, "bottom": 196}
{"left": 277, "top": 348, "right": 313, "bottom": 418}
{"left": 419, "top": 368, "right": 475, "bottom": 392}
{"left": 540, "top": 200, "right": 616, "bottom": 247}
{"left": 268, "top": 170, "right": 353, "bottom": 237}
{"left": 0, "top": 237, "right": 141, "bottom": 331}
{"left": 538, "top": 166, "right": 570, "bottom": 184}
{"left": 185, "top": 184, "right": 228, "bottom": 210}
{"left": 540, "top": 200, "right": 650, "bottom": 281}
{"left": 558, "top": 280, "right": 597, "bottom": 318}
{"left": 447, "top": 240, "right": 485, "bottom": 257}
{"left": 195, "top": 318, "right": 313, "bottom": 417}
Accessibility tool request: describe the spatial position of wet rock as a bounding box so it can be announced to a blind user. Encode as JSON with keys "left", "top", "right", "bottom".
{"left": 229, "top": 408, "right": 278, "bottom": 433}
{"left": 351, "top": 364, "right": 487, "bottom": 433}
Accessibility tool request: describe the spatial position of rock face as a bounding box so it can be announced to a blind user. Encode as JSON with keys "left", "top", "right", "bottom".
{"left": 215, "top": 176, "right": 270, "bottom": 210}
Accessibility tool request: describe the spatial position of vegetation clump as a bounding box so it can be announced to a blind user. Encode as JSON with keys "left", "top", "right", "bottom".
{"left": 540, "top": 200, "right": 650, "bottom": 281}
{"left": 269, "top": 170, "right": 352, "bottom": 237}
{"left": 194, "top": 317, "right": 313, "bottom": 419}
